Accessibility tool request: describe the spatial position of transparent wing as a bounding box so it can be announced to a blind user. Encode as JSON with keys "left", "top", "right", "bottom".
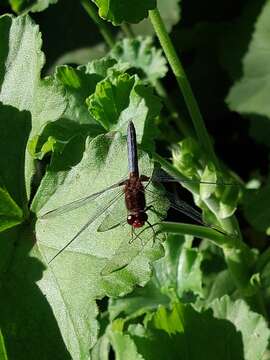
{"left": 151, "top": 168, "right": 238, "bottom": 186}
{"left": 97, "top": 186, "right": 128, "bottom": 232}
{"left": 48, "top": 189, "right": 125, "bottom": 263}
{"left": 97, "top": 196, "right": 158, "bottom": 232}
{"left": 39, "top": 180, "right": 126, "bottom": 219}
{"left": 144, "top": 187, "right": 229, "bottom": 236}
{"left": 97, "top": 209, "right": 127, "bottom": 232}
{"left": 145, "top": 187, "right": 204, "bottom": 224}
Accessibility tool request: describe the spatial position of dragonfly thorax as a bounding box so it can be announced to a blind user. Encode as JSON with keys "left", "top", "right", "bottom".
{"left": 127, "top": 212, "right": 148, "bottom": 228}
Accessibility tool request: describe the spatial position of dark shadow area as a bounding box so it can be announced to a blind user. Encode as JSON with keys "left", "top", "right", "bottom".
{"left": 0, "top": 105, "right": 72, "bottom": 358}
{"left": 130, "top": 306, "right": 245, "bottom": 360}
{"left": 0, "top": 104, "right": 31, "bottom": 210}
{"left": 0, "top": 221, "right": 72, "bottom": 359}
{"left": 31, "top": 0, "right": 117, "bottom": 73}
{"left": 34, "top": 117, "right": 103, "bottom": 168}
{"left": 0, "top": 15, "right": 11, "bottom": 87}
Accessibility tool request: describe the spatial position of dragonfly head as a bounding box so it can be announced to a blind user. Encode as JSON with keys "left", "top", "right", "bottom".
{"left": 127, "top": 212, "right": 148, "bottom": 228}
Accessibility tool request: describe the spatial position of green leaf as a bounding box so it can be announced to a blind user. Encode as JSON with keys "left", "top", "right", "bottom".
{"left": 243, "top": 186, "right": 270, "bottom": 233}
{"left": 81, "top": 57, "right": 120, "bottom": 78}
{"left": 0, "top": 226, "right": 73, "bottom": 360}
{"left": 0, "top": 103, "right": 30, "bottom": 231}
{"left": 31, "top": 131, "right": 166, "bottom": 356}
{"left": 0, "top": 14, "right": 66, "bottom": 198}
{"left": 109, "top": 37, "right": 168, "bottom": 84}
{"left": 30, "top": 65, "right": 104, "bottom": 159}
{"left": 220, "top": 0, "right": 265, "bottom": 82}
{"left": 154, "top": 234, "right": 203, "bottom": 298}
{"left": 210, "top": 295, "right": 270, "bottom": 360}
{"left": 93, "top": 0, "right": 156, "bottom": 26}
{"left": 131, "top": 0, "right": 181, "bottom": 35}
{"left": 0, "top": 187, "right": 23, "bottom": 232}
{"left": 199, "top": 241, "right": 235, "bottom": 303}
{"left": 203, "top": 270, "right": 236, "bottom": 303}
{"left": 87, "top": 71, "right": 162, "bottom": 151}
{"left": 172, "top": 138, "right": 239, "bottom": 221}
{"left": 109, "top": 327, "right": 144, "bottom": 360}
{"left": 87, "top": 72, "right": 135, "bottom": 130}
{"left": 108, "top": 234, "right": 203, "bottom": 321}
{"left": 227, "top": 1, "right": 270, "bottom": 119}
{"left": 0, "top": 328, "right": 8, "bottom": 360}
{"left": 55, "top": 65, "right": 101, "bottom": 125}
{"left": 0, "top": 15, "right": 64, "bottom": 131}
{"left": 111, "top": 300, "right": 247, "bottom": 359}
{"left": 9, "top": 0, "right": 57, "bottom": 13}
{"left": 90, "top": 333, "right": 111, "bottom": 360}
{"left": 200, "top": 163, "right": 217, "bottom": 200}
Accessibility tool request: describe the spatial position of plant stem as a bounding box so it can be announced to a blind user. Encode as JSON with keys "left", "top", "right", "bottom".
{"left": 153, "top": 152, "right": 256, "bottom": 292}
{"left": 149, "top": 8, "right": 218, "bottom": 167}
{"left": 81, "top": 0, "right": 115, "bottom": 48}
{"left": 160, "top": 222, "right": 255, "bottom": 295}
{"left": 121, "top": 22, "right": 135, "bottom": 38}
{"left": 159, "top": 222, "right": 230, "bottom": 246}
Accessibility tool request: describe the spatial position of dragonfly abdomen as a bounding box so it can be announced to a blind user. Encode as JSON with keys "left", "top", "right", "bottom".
{"left": 124, "top": 174, "right": 147, "bottom": 228}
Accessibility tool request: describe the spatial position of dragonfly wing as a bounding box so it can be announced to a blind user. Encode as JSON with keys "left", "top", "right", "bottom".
{"left": 144, "top": 187, "right": 228, "bottom": 235}
{"left": 97, "top": 216, "right": 126, "bottom": 232}
{"left": 151, "top": 168, "right": 237, "bottom": 186}
{"left": 39, "top": 180, "right": 126, "bottom": 219}
{"left": 48, "top": 189, "right": 125, "bottom": 263}
{"left": 97, "top": 193, "right": 128, "bottom": 232}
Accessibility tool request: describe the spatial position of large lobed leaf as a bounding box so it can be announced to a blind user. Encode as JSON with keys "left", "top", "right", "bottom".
{"left": 0, "top": 13, "right": 168, "bottom": 359}
{"left": 0, "top": 14, "right": 66, "bottom": 198}
{"left": 109, "top": 37, "right": 168, "bottom": 84}
{"left": 226, "top": 0, "right": 270, "bottom": 119}
{"left": 31, "top": 132, "right": 166, "bottom": 358}
{"left": 108, "top": 234, "right": 203, "bottom": 321}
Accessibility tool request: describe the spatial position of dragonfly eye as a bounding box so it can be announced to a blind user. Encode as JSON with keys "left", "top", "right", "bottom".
{"left": 127, "top": 212, "right": 148, "bottom": 228}
{"left": 127, "top": 214, "right": 135, "bottom": 225}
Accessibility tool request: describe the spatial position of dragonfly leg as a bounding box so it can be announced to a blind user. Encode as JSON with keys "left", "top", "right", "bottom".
{"left": 129, "top": 227, "right": 145, "bottom": 246}
{"left": 146, "top": 220, "right": 158, "bottom": 246}
{"left": 129, "top": 226, "right": 134, "bottom": 244}
{"left": 130, "top": 222, "right": 160, "bottom": 245}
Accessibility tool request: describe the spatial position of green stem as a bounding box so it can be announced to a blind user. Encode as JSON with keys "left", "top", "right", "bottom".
{"left": 159, "top": 222, "right": 230, "bottom": 246}
{"left": 160, "top": 222, "right": 257, "bottom": 298}
{"left": 119, "top": 21, "right": 190, "bottom": 136}
{"left": 81, "top": 0, "right": 115, "bottom": 48}
{"left": 121, "top": 22, "right": 135, "bottom": 38}
{"left": 149, "top": 8, "right": 218, "bottom": 167}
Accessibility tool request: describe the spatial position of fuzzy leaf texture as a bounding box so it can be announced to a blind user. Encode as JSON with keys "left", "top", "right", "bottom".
{"left": 109, "top": 37, "right": 168, "bottom": 84}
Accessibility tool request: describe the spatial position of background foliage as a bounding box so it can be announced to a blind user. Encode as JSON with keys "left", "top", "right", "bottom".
{"left": 1, "top": 0, "right": 270, "bottom": 359}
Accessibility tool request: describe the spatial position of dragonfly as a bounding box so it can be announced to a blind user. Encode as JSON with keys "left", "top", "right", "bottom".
{"left": 40, "top": 120, "right": 233, "bottom": 265}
